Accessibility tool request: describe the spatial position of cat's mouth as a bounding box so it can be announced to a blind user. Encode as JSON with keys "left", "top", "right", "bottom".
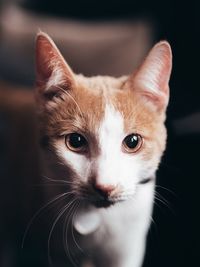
{"left": 92, "top": 199, "right": 115, "bottom": 208}
{"left": 79, "top": 186, "right": 127, "bottom": 208}
{"left": 91, "top": 195, "right": 127, "bottom": 208}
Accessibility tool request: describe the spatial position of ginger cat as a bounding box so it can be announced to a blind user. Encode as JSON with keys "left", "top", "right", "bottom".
{"left": 35, "top": 32, "right": 172, "bottom": 267}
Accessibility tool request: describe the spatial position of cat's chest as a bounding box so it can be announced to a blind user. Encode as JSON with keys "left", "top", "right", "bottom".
{"left": 73, "top": 201, "right": 140, "bottom": 242}
{"left": 71, "top": 201, "right": 145, "bottom": 264}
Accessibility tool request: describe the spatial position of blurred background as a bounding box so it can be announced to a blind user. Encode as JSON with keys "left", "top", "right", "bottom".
{"left": 0, "top": 0, "right": 200, "bottom": 266}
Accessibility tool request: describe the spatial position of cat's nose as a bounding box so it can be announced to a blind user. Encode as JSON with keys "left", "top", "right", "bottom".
{"left": 92, "top": 182, "right": 116, "bottom": 198}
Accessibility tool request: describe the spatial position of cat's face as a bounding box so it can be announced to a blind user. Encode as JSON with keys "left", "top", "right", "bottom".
{"left": 35, "top": 32, "right": 172, "bottom": 207}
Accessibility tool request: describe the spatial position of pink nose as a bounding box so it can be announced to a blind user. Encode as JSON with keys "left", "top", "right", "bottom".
{"left": 92, "top": 182, "right": 116, "bottom": 198}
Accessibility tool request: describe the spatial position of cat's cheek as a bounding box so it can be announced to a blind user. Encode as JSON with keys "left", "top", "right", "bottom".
{"left": 120, "top": 154, "right": 156, "bottom": 192}
{"left": 120, "top": 157, "right": 141, "bottom": 187}
{"left": 53, "top": 141, "right": 91, "bottom": 182}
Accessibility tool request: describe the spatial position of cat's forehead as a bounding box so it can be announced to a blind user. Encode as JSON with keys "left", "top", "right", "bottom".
{"left": 45, "top": 74, "right": 162, "bottom": 139}
{"left": 70, "top": 75, "right": 158, "bottom": 135}
{"left": 76, "top": 74, "right": 127, "bottom": 93}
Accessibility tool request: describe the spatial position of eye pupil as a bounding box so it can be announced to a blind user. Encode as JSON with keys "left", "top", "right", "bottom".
{"left": 69, "top": 133, "right": 86, "bottom": 148}
{"left": 125, "top": 134, "right": 138, "bottom": 148}
{"left": 123, "top": 134, "right": 142, "bottom": 152}
{"left": 66, "top": 133, "right": 87, "bottom": 151}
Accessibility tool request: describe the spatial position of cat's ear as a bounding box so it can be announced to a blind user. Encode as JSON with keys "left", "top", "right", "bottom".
{"left": 35, "top": 31, "right": 75, "bottom": 103}
{"left": 125, "top": 41, "right": 172, "bottom": 110}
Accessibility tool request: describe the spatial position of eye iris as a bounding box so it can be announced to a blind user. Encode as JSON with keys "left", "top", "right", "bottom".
{"left": 123, "top": 134, "right": 142, "bottom": 152}
{"left": 66, "top": 133, "right": 87, "bottom": 150}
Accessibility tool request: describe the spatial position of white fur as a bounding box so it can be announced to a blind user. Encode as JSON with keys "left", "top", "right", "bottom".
{"left": 138, "top": 58, "right": 164, "bottom": 94}
{"left": 96, "top": 104, "right": 156, "bottom": 197}
{"left": 46, "top": 67, "right": 65, "bottom": 91}
{"left": 96, "top": 104, "right": 140, "bottom": 196}
{"left": 55, "top": 140, "right": 91, "bottom": 182}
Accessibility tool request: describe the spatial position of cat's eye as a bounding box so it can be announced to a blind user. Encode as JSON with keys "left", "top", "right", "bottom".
{"left": 65, "top": 133, "right": 87, "bottom": 153}
{"left": 123, "top": 134, "right": 143, "bottom": 153}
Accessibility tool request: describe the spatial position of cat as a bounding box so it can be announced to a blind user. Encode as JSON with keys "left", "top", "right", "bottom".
{"left": 35, "top": 31, "right": 172, "bottom": 267}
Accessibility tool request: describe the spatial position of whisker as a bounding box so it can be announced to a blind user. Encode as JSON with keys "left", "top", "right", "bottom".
{"left": 154, "top": 194, "right": 175, "bottom": 216}
{"left": 154, "top": 196, "right": 169, "bottom": 208}
{"left": 70, "top": 201, "right": 81, "bottom": 267}
{"left": 33, "top": 183, "right": 74, "bottom": 188}
{"left": 155, "top": 185, "right": 177, "bottom": 198}
{"left": 42, "top": 175, "right": 81, "bottom": 186}
{"left": 155, "top": 191, "right": 170, "bottom": 206}
{"left": 71, "top": 201, "right": 84, "bottom": 254}
{"left": 63, "top": 199, "right": 79, "bottom": 267}
{"left": 153, "top": 200, "right": 163, "bottom": 211}
{"left": 149, "top": 215, "right": 158, "bottom": 234}
{"left": 48, "top": 197, "right": 77, "bottom": 265}
{"left": 22, "top": 192, "right": 72, "bottom": 248}
{"left": 148, "top": 214, "right": 159, "bottom": 251}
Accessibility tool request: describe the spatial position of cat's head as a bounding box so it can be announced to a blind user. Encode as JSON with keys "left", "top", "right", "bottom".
{"left": 35, "top": 32, "right": 172, "bottom": 208}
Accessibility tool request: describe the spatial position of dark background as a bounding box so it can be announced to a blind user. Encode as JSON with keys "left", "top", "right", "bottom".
{"left": 0, "top": 0, "right": 200, "bottom": 266}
